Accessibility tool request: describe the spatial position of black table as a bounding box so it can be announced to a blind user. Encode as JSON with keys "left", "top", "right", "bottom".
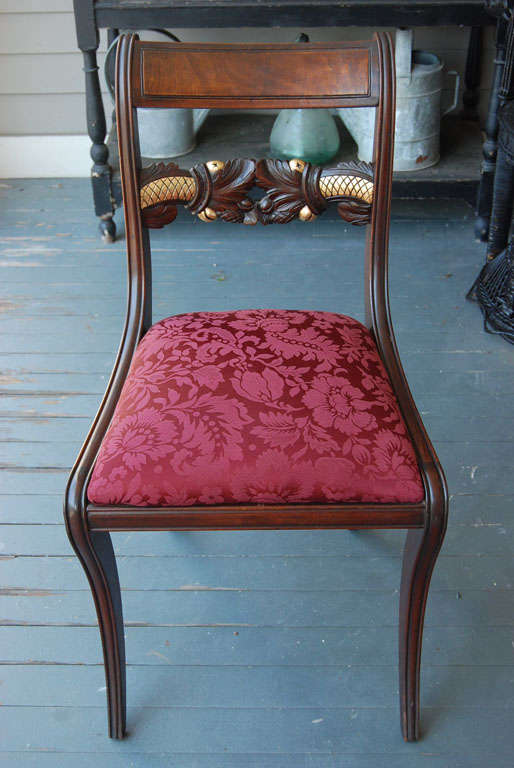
{"left": 73, "top": 0, "right": 494, "bottom": 241}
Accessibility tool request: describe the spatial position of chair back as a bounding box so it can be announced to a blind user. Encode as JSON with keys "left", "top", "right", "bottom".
{"left": 115, "top": 33, "right": 395, "bottom": 345}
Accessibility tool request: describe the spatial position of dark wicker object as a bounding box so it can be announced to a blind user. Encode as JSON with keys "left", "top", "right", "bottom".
{"left": 468, "top": 239, "right": 514, "bottom": 342}
{"left": 469, "top": 2, "right": 514, "bottom": 342}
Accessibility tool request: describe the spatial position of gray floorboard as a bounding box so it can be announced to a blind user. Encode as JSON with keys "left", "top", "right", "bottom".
{"left": 1, "top": 178, "right": 513, "bottom": 764}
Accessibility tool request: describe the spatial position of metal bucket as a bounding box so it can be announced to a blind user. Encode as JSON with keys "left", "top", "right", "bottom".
{"left": 137, "top": 107, "right": 209, "bottom": 158}
{"left": 338, "top": 29, "right": 460, "bottom": 171}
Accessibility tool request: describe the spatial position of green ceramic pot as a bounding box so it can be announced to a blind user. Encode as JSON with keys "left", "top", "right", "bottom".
{"left": 270, "top": 107, "right": 341, "bottom": 165}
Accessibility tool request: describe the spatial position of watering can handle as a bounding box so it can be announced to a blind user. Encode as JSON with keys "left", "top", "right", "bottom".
{"left": 395, "top": 28, "right": 413, "bottom": 82}
{"left": 442, "top": 71, "right": 460, "bottom": 116}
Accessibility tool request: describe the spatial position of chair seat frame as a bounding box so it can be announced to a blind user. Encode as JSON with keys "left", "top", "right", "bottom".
{"left": 64, "top": 32, "right": 448, "bottom": 743}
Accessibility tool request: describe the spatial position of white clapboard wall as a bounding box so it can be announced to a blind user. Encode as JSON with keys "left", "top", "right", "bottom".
{"left": 0, "top": 0, "right": 495, "bottom": 176}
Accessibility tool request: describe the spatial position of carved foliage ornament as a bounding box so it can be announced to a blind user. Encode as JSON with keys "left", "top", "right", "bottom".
{"left": 139, "top": 157, "right": 374, "bottom": 228}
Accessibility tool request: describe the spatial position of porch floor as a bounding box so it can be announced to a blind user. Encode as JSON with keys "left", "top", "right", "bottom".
{"left": 1, "top": 179, "right": 514, "bottom": 767}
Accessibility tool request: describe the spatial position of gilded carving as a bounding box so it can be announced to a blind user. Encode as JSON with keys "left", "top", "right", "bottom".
{"left": 138, "top": 157, "right": 374, "bottom": 228}
{"left": 255, "top": 158, "right": 315, "bottom": 224}
{"left": 140, "top": 176, "right": 196, "bottom": 209}
{"left": 193, "top": 158, "right": 256, "bottom": 224}
{"left": 319, "top": 173, "right": 373, "bottom": 205}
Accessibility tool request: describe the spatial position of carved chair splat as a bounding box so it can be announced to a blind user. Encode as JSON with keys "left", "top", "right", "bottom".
{"left": 64, "top": 33, "right": 448, "bottom": 743}
{"left": 138, "top": 156, "right": 375, "bottom": 227}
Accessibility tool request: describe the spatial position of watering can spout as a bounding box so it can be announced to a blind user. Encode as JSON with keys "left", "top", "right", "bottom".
{"left": 193, "top": 108, "right": 210, "bottom": 133}
{"left": 395, "top": 28, "right": 413, "bottom": 84}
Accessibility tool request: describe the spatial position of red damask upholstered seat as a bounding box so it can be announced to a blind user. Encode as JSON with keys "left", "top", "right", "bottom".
{"left": 88, "top": 309, "right": 424, "bottom": 507}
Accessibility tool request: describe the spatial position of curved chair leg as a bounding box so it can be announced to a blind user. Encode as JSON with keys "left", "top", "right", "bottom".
{"left": 399, "top": 502, "right": 447, "bottom": 742}
{"left": 90, "top": 531, "right": 126, "bottom": 738}
{"left": 65, "top": 511, "right": 126, "bottom": 739}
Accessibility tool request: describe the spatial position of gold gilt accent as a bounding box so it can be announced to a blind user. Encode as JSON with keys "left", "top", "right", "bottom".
{"left": 198, "top": 207, "right": 217, "bottom": 222}
{"left": 206, "top": 160, "right": 225, "bottom": 174}
{"left": 289, "top": 158, "right": 306, "bottom": 173}
{"left": 196, "top": 161, "right": 225, "bottom": 220}
{"left": 319, "top": 174, "right": 374, "bottom": 205}
{"left": 140, "top": 176, "right": 196, "bottom": 210}
{"left": 298, "top": 205, "right": 316, "bottom": 222}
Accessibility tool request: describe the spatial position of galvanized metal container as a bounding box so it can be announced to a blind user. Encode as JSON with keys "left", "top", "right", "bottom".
{"left": 137, "top": 108, "right": 209, "bottom": 159}
{"left": 338, "top": 29, "right": 460, "bottom": 171}
{"left": 104, "top": 31, "right": 209, "bottom": 159}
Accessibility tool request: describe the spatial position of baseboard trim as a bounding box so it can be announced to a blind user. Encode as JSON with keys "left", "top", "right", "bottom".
{"left": 0, "top": 135, "right": 92, "bottom": 178}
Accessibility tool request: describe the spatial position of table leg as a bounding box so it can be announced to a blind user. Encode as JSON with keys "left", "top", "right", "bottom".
{"left": 82, "top": 47, "right": 116, "bottom": 242}
{"left": 486, "top": 133, "right": 514, "bottom": 259}
{"left": 475, "top": 15, "right": 507, "bottom": 241}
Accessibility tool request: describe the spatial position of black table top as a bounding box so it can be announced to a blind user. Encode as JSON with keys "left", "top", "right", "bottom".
{"left": 92, "top": 0, "right": 493, "bottom": 29}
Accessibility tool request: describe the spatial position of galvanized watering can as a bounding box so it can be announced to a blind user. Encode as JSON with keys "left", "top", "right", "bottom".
{"left": 105, "top": 32, "right": 209, "bottom": 158}
{"left": 339, "top": 29, "right": 460, "bottom": 171}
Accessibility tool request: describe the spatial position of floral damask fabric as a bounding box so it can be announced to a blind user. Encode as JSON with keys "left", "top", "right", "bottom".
{"left": 87, "top": 310, "right": 424, "bottom": 506}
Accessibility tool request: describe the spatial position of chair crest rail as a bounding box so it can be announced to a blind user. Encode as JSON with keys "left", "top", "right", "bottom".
{"left": 139, "top": 157, "right": 374, "bottom": 227}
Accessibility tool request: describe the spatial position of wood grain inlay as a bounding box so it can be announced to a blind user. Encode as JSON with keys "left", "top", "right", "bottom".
{"left": 141, "top": 47, "right": 370, "bottom": 101}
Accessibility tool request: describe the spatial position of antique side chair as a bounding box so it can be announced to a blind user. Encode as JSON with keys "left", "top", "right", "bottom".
{"left": 64, "top": 32, "right": 448, "bottom": 742}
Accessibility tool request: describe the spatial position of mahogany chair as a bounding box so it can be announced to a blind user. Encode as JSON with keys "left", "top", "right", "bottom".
{"left": 64, "top": 32, "right": 448, "bottom": 742}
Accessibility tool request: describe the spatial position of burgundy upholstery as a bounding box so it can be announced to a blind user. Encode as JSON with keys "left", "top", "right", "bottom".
{"left": 87, "top": 310, "right": 424, "bottom": 506}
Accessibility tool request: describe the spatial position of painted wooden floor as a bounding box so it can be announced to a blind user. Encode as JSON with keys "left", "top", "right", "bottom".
{"left": 1, "top": 178, "right": 514, "bottom": 767}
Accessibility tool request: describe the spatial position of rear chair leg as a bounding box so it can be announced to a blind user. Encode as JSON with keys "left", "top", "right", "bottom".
{"left": 65, "top": 512, "right": 126, "bottom": 738}
{"left": 399, "top": 502, "right": 447, "bottom": 741}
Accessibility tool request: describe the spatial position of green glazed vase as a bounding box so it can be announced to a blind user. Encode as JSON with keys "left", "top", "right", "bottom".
{"left": 270, "top": 108, "right": 341, "bottom": 165}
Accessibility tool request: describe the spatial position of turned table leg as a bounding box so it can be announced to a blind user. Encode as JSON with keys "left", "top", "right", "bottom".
{"left": 475, "top": 13, "right": 507, "bottom": 242}
{"left": 82, "top": 47, "right": 116, "bottom": 242}
{"left": 486, "top": 102, "right": 514, "bottom": 259}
